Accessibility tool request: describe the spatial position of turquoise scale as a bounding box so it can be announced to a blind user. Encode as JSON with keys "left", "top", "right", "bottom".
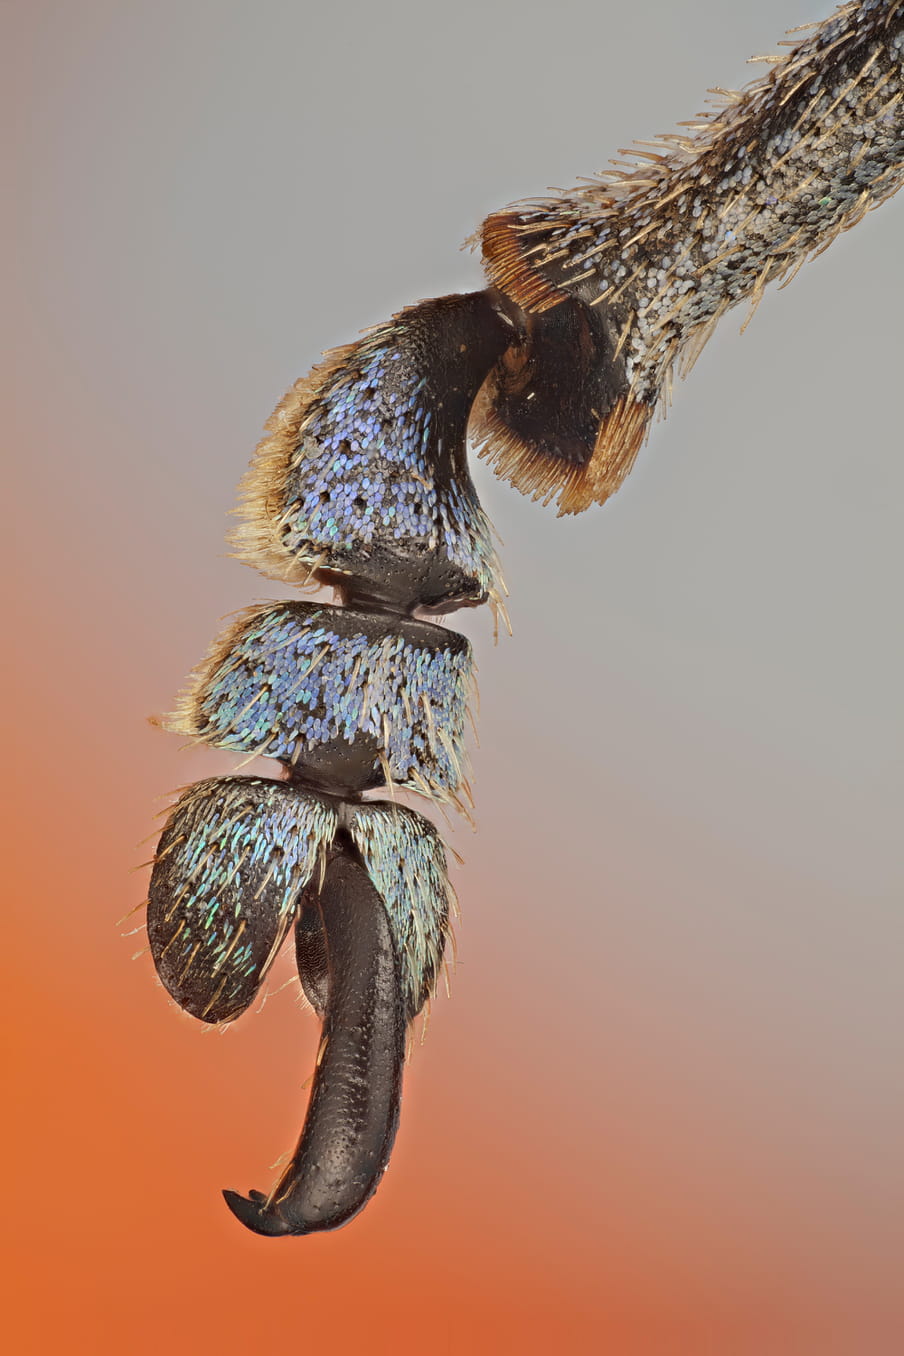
{"left": 172, "top": 601, "right": 472, "bottom": 799}
{"left": 147, "top": 778, "right": 338, "bottom": 1024}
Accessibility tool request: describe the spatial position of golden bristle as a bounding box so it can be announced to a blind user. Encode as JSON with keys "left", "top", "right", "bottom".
{"left": 479, "top": 212, "right": 567, "bottom": 314}
{"left": 557, "top": 397, "right": 652, "bottom": 516}
{"left": 229, "top": 344, "right": 358, "bottom": 586}
{"left": 471, "top": 382, "right": 653, "bottom": 517}
{"left": 164, "top": 602, "right": 276, "bottom": 739}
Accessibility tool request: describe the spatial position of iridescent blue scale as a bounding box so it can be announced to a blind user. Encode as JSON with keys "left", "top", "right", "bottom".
{"left": 234, "top": 291, "right": 512, "bottom": 612}
{"left": 348, "top": 801, "right": 451, "bottom": 1022}
{"left": 169, "top": 602, "right": 471, "bottom": 798}
{"left": 148, "top": 778, "right": 338, "bottom": 1024}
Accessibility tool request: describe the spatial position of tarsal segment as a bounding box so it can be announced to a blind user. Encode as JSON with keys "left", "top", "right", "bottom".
{"left": 347, "top": 801, "right": 452, "bottom": 1023}
{"left": 148, "top": 777, "right": 337, "bottom": 1024}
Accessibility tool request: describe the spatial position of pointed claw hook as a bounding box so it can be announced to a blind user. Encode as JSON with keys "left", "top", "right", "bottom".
{"left": 222, "top": 1189, "right": 296, "bottom": 1236}
{"left": 224, "top": 848, "right": 406, "bottom": 1237}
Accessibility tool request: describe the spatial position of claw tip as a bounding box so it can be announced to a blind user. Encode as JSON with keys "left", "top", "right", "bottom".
{"left": 222, "top": 1188, "right": 296, "bottom": 1237}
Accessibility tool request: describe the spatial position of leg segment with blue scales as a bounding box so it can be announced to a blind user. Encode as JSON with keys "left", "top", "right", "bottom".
{"left": 148, "top": 0, "right": 903, "bottom": 1234}
{"left": 149, "top": 291, "right": 509, "bottom": 1234}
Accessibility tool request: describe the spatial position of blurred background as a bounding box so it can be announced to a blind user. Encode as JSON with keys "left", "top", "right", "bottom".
{"left": 3, "top": 1, "right": 901, "bottom": 1352}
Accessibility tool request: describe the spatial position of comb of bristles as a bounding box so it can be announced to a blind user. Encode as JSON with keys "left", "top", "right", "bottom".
{"left": 471, "top": 387, "right": 652, "bottom": 517}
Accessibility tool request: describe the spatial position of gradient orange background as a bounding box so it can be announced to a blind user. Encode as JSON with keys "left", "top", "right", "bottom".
{"left": 4, "top": 2, "right": 902, "bottom": 1352}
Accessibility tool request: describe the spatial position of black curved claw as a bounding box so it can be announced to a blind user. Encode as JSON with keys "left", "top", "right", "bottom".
{"left": 222, "top": 1188, "right": 293, "bottom": 1236}
{"left": 223, "top": 847, "right": 406, "bottom": 1237}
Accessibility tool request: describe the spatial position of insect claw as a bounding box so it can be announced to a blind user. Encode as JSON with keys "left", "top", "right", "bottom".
{"left": 224, "top": 850, "right": 406, "bottom": 1238}
{"left": 222, "top": 1190, "right": 295, "bottom": 1237}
